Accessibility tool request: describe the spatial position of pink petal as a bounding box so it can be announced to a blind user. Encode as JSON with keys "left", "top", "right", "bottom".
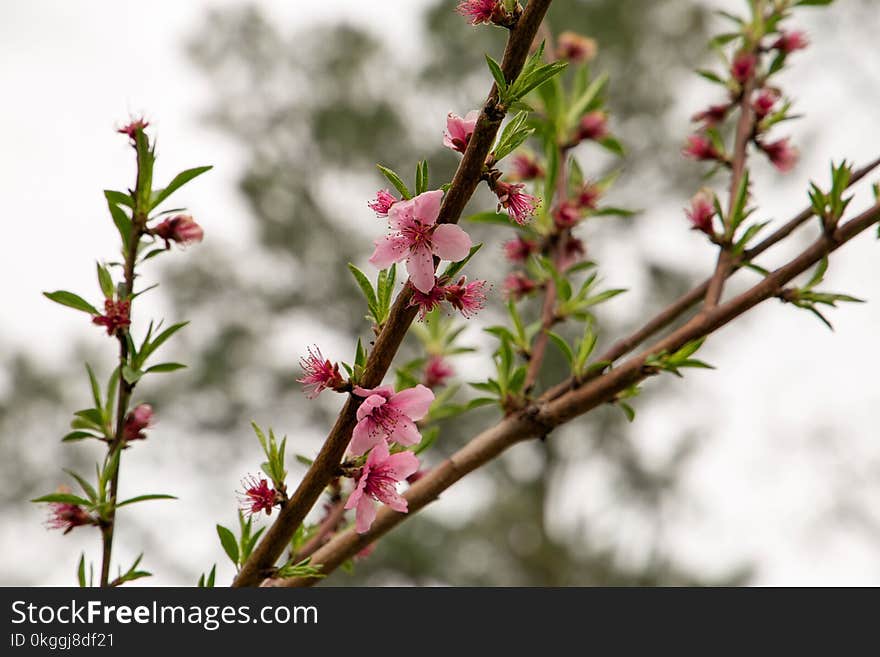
{"left": 355, "top": 394, "right": 387, "bottom": 422}
{"left": 384, "top": 450, "right": 420, "bottom": 481}
{"left": 349, "top": 418, "right": 383, "bottom": 456}
{"left": 369, "top": 234, "right": 409, "bottom": 269}
{"left": 354, "top": 385, "right": 395, "bottom": 400}
{"left": 355, "top": 493, "right": 378, "bottom": 534}
{"left": 344, "top": 469, "right": 369, "bottom": 510}
{"left": 407, "top": 244, "right": 436, "bottom": 293}
{"left": 431, "top": 224, "right": 472, "bottom": 262}
{"left": 387, "top": 198, "right": 416, "bottom": 231}
{"left": 412, "top": 190, "right": 443, "bottom": 226}
{"left": 366, "top": 440, "right": 391, "bottom": 465}
{"left": 375, "top": 487, "right": 408, "bottom": 514}
{"left": 389, "top": 413, "right": 421, "bottom": 446}
{"left": 389, "top": 384, "right": 434, "bottom": 421}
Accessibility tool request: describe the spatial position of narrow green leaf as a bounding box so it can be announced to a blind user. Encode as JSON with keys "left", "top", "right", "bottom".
{"left": 143, "top": 362, "right": 187, "bottom": 374}
{"left": 546, "top": 331, "right": 574, "bottom": 365}
{"left": 96, "top": 263, "right": 114, "bottom": 299}
{"left": 117, "top": 494, "right": 177, "bottom": 508}
{"left": 485, "top": 54, "right": 507, "bottom": 92}
{"left": 43, "top": 291, "right": 99, "bottom": 315}
{"left": 216, "top": 525, "right": 239, "bottom": 565}
{"left": 377, "top": 164, "right": 412, "bottom": 200}
{"left": 149, "top": 165, "right": 213, "bottom": 211}
{"left": 31, "top": 493, "right": 91, "bottom": 506}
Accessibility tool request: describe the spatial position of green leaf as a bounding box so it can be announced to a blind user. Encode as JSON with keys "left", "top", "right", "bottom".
{"left": 377, "top": 164, "right": 412, "bottom": 200}
{"left": 618, "top": 402, "right": 636, "bottom": 422}
{"left": 104, "top": 193, "right": 133, "bottom": 248}
{"left": 441, "top": 243, "right": 482, "bottom": 280}
{"left": 143, "top": 362, "right": 187, "bottom": 374}
{"left": 117, "top": 494, "right": 177, "bottom": 508}
{"left": 795, "top": 0, "right": 834, "bottom": 5}
{"left": 598, "top": 137, "right": 625, "bottom": 157}
{"left": 466, "top": 211, "right": 516, "bottom": 227}
{"left": 348, "top": 263, "right": 378, "bottom": 311}
{"left": 77, "top": 554, "right": 87, "bottom": 588}
{"left": 566, "top": 73, "right": 608, "bottom": 128}
{"left": 415, "top": 160, "right": 429, "bottom": 196}
{"left": 31, "top": 492, "right": 91, "bottom": 506}
{"left": 485, "top": 54, "right": 508, "bottom": 93}
{"left": 546, "top": 331, "right": 574, "bottom": 365}
{"left": 104, "top": 189, "right": 134, "bottom": 209}
{"left": 96, "top": 263, "right": 115, "bottom": 299}
{"left": 62, "top": 431, "right": 100, "bottom": 442}
{"left": 136, "top": 321, "right": 188, "bottom": 367}
{"left": 696, "top": 69, "right": 725, "bottom": 85}
{"left": 43, "top": 291, "right": 99, "bottom": 315}
{"left": 64, "top": 469, "right": 98, "bottom": 502}
{"left": 149, "top": 165, "right": 213, "bottom": 211}
{"left": 216, "top": 525, "right": 239, "bottom": 565}
{"left": 85, "top": 364, "right": 103, "bottom": 410}
{"left": 121, "top": 366, "right": 143, "bottom": 385}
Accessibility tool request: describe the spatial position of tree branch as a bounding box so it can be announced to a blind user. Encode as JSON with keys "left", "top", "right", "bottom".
{"left": 232, "top": 0, "right": 555, "bottom": 587}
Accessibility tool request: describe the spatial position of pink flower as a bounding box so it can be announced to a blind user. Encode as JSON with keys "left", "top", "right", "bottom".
{"left": 123, "top": 403, "right": 154, "bottom": 441}
{"left": 691, "top": 103, "right": 731, "bottom": 126}
{"left": 345, "top": 441, "right": 420, "bottom": 534}
{"left": 509, "top": 153, "right": 544, "bottom": 181}
{"left": 46, "top": 487, "right": 95, "bottom": 534}
{"left": 685, "top": 189, "right": 716, "bottom": 235}
{"left": 409, "top": 283, "right": 447, "bottom": 320}
{"left": 731, "top": 52, "right": 757, "bottom": 84}
{"left": 444, "top": 276, "right": 487, "bottom": 318}
{"left": 92, "top": 299, "right": 131, "bottom": 336}
{"left": 752, "top": 89, "right": 778, "bottom": 119}
{"left": 503, "top": 235, "right": 539, "bottom": 263}
{"left": 503, "top": 272, "right": 537, "bottom": 301}
{"left": 423, "top": 355, "right": 454, "bottom": 389}
{"left": 760, "top": 137, "right": 799, "bottom": 173}
{"left": 153, "top": 214, "right": 204, "bottom": 247}
{"left": 773, "top": 30, "right": 808, "bottom": 55}
{"left": 553, "top": 201, "right": 581, "bottom": 229}
{"left": 297, "top": 346, "right": 346, "bottom": 399}
{"left": 494, "top": 180, "right": 539, "bottom": 225}
{"left": 369, "top": 190, "right": 472, "bottom": 293}
{"left": 576, "top": 111, "right": 609, "bottom": 141}
{"left": 117, "top": 117, "right": 149, "bottom": 141}
{"left": 455, "top": 0, "right": 503, "bottom": 26}
{"left": 682, "top": 134, "right": 722, "bottom": 162}
{"left": 576, "top": 182, "right": 602, "bottom": 210}
{"left": 556, "top": 32, "right": 597, "bottom": 63}
{"left": 239, "top": 475, "right": 279, "bottom": 517}
{"left": 368, "top": 189, "right": 397, "bottom": 217}
{"left": 350, "top": 384, "right": 434, "bottom": 455}
{"left": 443, "top": 110, "right": 480, "bottom": 153}
{"left": 558, "top": 236, "right": 586, "bottom": 271}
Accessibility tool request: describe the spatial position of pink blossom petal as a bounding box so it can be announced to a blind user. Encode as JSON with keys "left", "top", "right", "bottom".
{"left": 389, "top": 414, "right": 421, "bottom": 446}
{"left": 367, "top": 440, "right": 391, "bottom": 464}
{"left": 354, "top": 385, "right": 395, "bottom": 400}
{"left": 355, "top": 394, "right": 387, "bottom": 422}
{"left": 354, "top": 493, "right": 378, "bottom": 533}
{"left": 407, "top": 244, "right": 436, "bottom": 293}
{"left": 369, "top": 234, "right": 410, "bottom": 269}
{"left": 384, "top": 450, "right": 421, "bottom": 481}
{"left": 344, "top": 474, "right": 367, "bottom": 511}
{"left": 431, "top": 224, "right": 472, "bottom": 263}
{"left": 349, "top": 417, "right": 384, "bottom": 456}
{"left": 389, "top": 384, "right": 434, "bottom": 421}
{"left": 412, "top": 190, "right": 443, "bottom": 226}
{"left": 375, "top": 487, "right": 408, "bottom": 514}
{"left": 387, "top": 198, "right": 416, "bottom": 231}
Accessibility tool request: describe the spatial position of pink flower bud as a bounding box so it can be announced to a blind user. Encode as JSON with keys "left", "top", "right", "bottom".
{"left": 503, "top": 272, "right": 537, "bottom": 301}
{"left": 576, "top": 111, "right": 609, "bottom": 142}
{"left": 508, "top": 153, "right": 544, "bottom": 181}
{"left": 92, "top": 299, "right": 131, "bottom": 336}
{"left": 368, "top": 189, "right": 397, "bottom": 217}
{"left": 123, "top": 403, "right": 154, "bottom": 441}
{"left": 153, "top": 214, "right": 204, "bottom": 247}
{"left": 556, "top": 32, "right": 598, "bottom": 64}
{"left": 553, "top": 201, "right": 581, "bottom": 229}
{"left": 682, "top": 134, "right": 722, "bottom": 162}
{"left": 752, "top": 89, "right": 778, "bottom": 119}
{"left": 503, "top": 235, "right": 539, "bottom": 263}
{"left": 117, "top": 117, "right": 149, "bottom": 141}
{"left": 773, "top": 30, "right": 808, "bottom": 55}
{"left": 494, "top": 180, "right": 539, "bottom": 225}
{"left": 576, "top": 182, "right": 602, "bottom": 210}
{"left": 760, "top": 137, "right": 799, "bottom": 173}
{"left": 685, "top": 189, "right": 716, "bottom": 235}
{"left": 423, "top": 355, "right": 455, "bottom": 389}
{"left": 731, "top": 52, "right": 757, "bottom": 85}
{"left": 443, "top": 110, "right": 480, "bottom": 153}
{"left": 691, "top": 103, "right": 731, "bottom": 127}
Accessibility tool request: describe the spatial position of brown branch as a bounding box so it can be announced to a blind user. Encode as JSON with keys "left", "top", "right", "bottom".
{"left": 538, "top": 154, "right": 880, "bottom": 404}
{"left": 232, "top": 0, "right": 556, "bottom": 587}
{"left": 270, "top": 200, "right": 880, "bottom": 587}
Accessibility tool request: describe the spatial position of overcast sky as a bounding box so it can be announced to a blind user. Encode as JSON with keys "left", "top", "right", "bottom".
{"left": 2, "top": 0, "right": 879, "bottom": 585}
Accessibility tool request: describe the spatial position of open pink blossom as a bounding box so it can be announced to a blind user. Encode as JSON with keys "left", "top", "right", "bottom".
{"left": 455, "top": 0, "right": 503, "bottom": 26}
{"left": 494, "top": 181, "right": 539, "bottom": 224}
{"left": 444, "top": 276, "right": 487, "bottom": 318}
{"left": 239, "top": 475, "right": 279, "bottom": 517}
{"left": 685, "top": 189, "right": 716, "bottom": 235}
{"left": 503, "top": 235, "right": 538, "bottom": 263}
{"left": 368, "top": 189, "right": 397, "bottom": 217}
{"left": 345, "top": 441, "right": 420, "bottom": 534}
{"left": 297, "top": 346, "right": 345, "bottom": 398}
{"left": 349, "top": 384, "right": 434, "bottom": 455}
{"left": 46, "top": 487, "right": 95, "bottom": 534}
{"left": 369, "top": 190, "right": 472, "bottom": 293}
{"left": 761, "top": 137, "right": 799, "bottom": 173}
{"left": 443, "top": 110, "right": 480, "bottom": 153}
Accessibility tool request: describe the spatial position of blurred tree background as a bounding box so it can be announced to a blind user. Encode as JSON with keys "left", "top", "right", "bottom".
{"left": 5, "top": 0, "right": 876, "bottom": 586}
